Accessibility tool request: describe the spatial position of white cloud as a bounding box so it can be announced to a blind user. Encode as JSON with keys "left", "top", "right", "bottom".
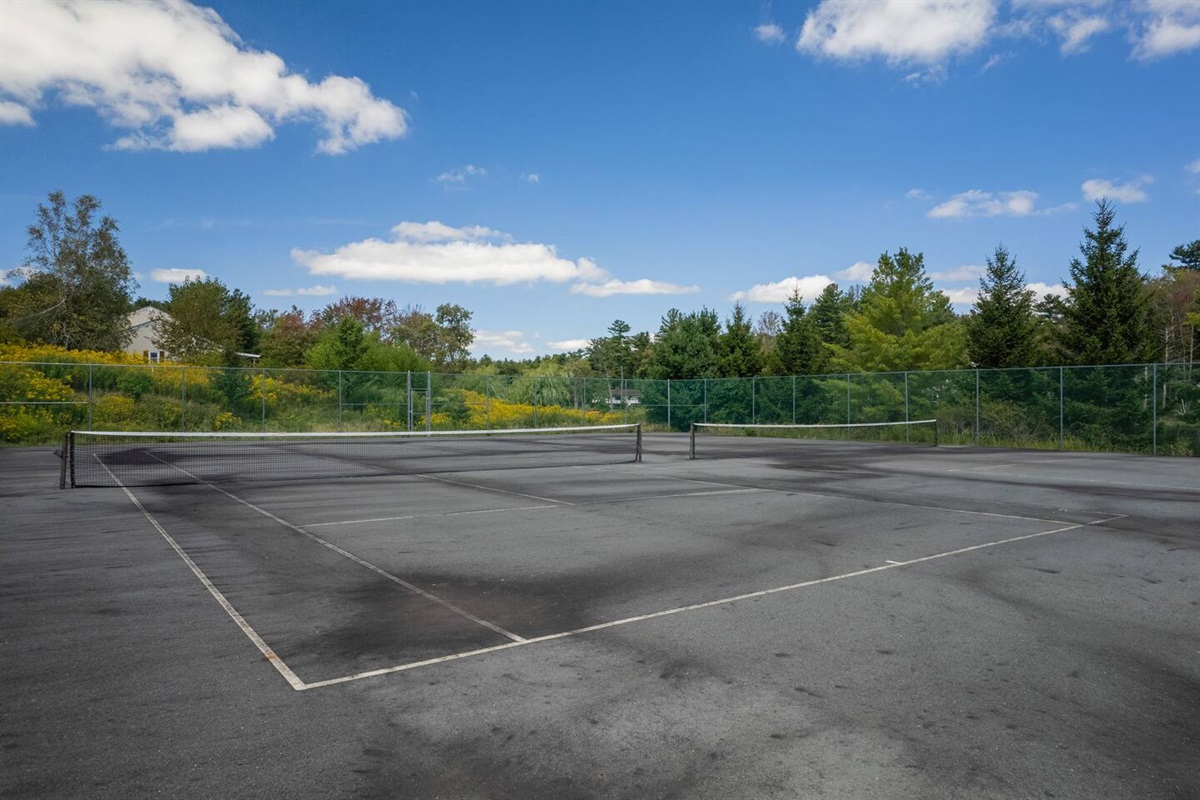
{"left": 1026, "top": 281, "right": 1068, "bottom": 301}
{"left": 1048, "top": 12, "right": 1111, "bottom": 54}
{"left": 435, "top": 164, "right": 487, "bottom": 185}
{"left": 730, "top": 275, "right": 834, "bottom": 304}
{"left": 754, "top": 24, "right": 787, "bottom": 44}
{"left": 837, "top": 260, "right": 875, "bottom": 281}
{"left": 0, "top": 0, "right": 406, "bottom": 153}
{"left": 151, "top": 267, "right": 207, "bottom": 283}
{"left": 942, "top": 287, "right": 979, "bottom": 305}
{"left": 1132, "top": 0, "right": 1200, "bottom": 59}
{"left": 547, "top": 339, "right": 591, "bottom": 351}
{"left": 1081, "top": 176, "right": 1153, "bottom": 203}
{"left": 797, "top": 0, "right": 996, "bottom": 64}
{"left": 905, "top": 188, "right": 931, "bottom": 199}
{"left": 930, "top": 264, "right": 986, "bottom": 281}
{"left": 0, "top": 100, "right": 34, "bottom": 125}
{"left": 522, "top": 173, "right": 540, "bottom": 184}
{"left": 470, "top": 330, "right": 536, "bottom": 355}
{"left": 292, "top": 221, "right": 612, "bottom": 287}
{"left": 927, "top": 189, "right": 1074, "bottom": 218}
{"left": 571, "top": 279, "right": 700, "bottom": 298}
{"left": 261, "top": 284, "right": 338, "bottom": 297}
{"left": 1187, "top": 159, "right": 1200, "bottom": 174}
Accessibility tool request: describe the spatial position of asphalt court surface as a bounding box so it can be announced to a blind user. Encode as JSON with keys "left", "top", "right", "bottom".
{"left": 4, "top": 433, "right": 1198, "bottom": 799}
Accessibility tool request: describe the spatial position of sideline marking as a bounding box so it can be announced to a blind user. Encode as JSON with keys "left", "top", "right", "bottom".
{"left": 96, "top": 457, "right": 306, "bottom": 691}
{"left": 415, "top": 473, "right": 572, "bottom": 506}
{"left": 300, "top": 514, "right": 1127, "bottom": 690}
{"left": 304, "top": 504, "right": 558, "bottom": 528}
{"left": 144, "top": 453, "right": 527, "bottom": 645}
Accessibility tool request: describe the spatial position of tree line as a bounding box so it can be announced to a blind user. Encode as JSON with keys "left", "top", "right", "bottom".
{"left": 2, "top": 192, "right": 1197, "bottom": 379}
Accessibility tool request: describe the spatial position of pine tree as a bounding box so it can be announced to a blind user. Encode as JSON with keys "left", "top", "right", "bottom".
{"left": 1061, "top": 200, "right": 1153, "bottom": 365}
{"left": 717, "top": 302, "right": 764, "bottom": 377}
{"left": 832, "top": 249, "right": 966, "bottom": 372}
{"left": 767, "top": 289, "right": 821, "bottom": 375}
{"left": 967, "top": 245, "right": 1039, "bottom": 368}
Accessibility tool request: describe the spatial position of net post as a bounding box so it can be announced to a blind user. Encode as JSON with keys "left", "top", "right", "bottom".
{"left": 635, "top": 423, "right": 642, "bottom": 463}
{"left": 689, "top": 422, "right": 696, "bottom": 460}
{"left": 59, "top": 431, "right": 70, "bottom": 489}
{"left": 934, "top": 418, "right": 939, "bottom": 447}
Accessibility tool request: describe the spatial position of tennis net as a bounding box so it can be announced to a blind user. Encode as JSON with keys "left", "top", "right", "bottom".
{"left": 65, "top": 423, "right": 642, "bottom": 488}
{"left": 689, "top": 420, "right": 938, "bottom": 460}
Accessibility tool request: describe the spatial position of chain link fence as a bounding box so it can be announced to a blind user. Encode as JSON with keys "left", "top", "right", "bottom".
{"left": 3, "top": 361, "right": 1197, "bottom": 455}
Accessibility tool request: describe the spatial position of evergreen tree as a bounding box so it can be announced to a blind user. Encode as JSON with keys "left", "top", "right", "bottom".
{"left": 832, "top": 249, "right": 966, "bottom": 372}
{"left": 717, "top": 302, "right": 764, "bottom": 377}
{"left": 1061, "top": 200, "right": 1153, "bottom": 365}
{"left": 808, "top": 283, "right": 854, "bottom": 371}
{"left": 766, "top": 289, "right": 821, "bottom": 375}
{"left": 6, "top": 191, "right": 136, "bottom": 351}
{"left": 645, "top": 308, "right": 721, "bottom": 379}
{"left": 967, "top": 245, "right": 1039, "bottom": 368}
{"left": 1167, "top": 240, "right": 1200, "bottom": 271}
{"left": 588, "top": 319, "right": 637, "bottom": 378}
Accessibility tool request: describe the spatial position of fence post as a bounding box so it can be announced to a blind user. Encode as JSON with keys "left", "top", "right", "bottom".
{"left": 485, "top": 375, "right": 491, "bottom": 430}
{"left": 791, "top": 375, "right": 796, "bottom": 424}
{"left": 425, "top": 371, "right": 431, "bottom": 432}
{"left": 406, "top": 371, "right": 412, "bottom": 431}
{"left": 846, "top": 374, "right": 851, "bottom": 426}
{"left": 260, "top": 367, "right": 267, "bottom": 431}
{"left": 904, "top": 371, "right": 910, "bottom": 442}
{"left": 1152, "top": 363, "right": 1158, "bottom": 456}
{"left": 751, "top": 377, "right": 756, "bottom": 424}
{"left": 667, "top": 379, "right": 672, "bottom": 429}
{"left": 1058, "top": 366, "right": 1064, "bottom": 451}
{"left": 87, "top": 364, "right": 93, "bottom": 429}
{"left": 180, "top": 366, "right": 186, "bottom": 432}
{"left": 974, "top": 369, "right": 980, "bottom": 446}
{"left": 703, "top": 378, "right": 708, "bottom": 423}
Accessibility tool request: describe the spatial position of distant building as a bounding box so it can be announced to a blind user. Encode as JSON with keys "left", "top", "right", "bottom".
{"left": 126, "top": 306, "right": 171, "bottom": 363}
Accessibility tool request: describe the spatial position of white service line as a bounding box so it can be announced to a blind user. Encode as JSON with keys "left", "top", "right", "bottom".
{"left": 304, "top": 504, "right": 559, "bottom": 528}
{"left": 414, "top": 472, "right": 573, "bottom": 505}
{"left": 299, "top": 513, "right": 1127, "bottom": 690}
{"left": 144, "top": 453, "right": 527, "bottom": 645}
{"left": 95, "top": 456, "right": 306, "bottom": 691}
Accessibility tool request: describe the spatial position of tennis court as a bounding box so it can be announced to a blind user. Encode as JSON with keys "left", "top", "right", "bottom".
{"left": 3, "top": 426, "right": 1198, "bottom": 799}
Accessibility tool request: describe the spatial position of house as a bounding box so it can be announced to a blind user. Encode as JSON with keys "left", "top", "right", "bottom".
{"left": 126, "top": 306, "right": 171, "bottom": 363}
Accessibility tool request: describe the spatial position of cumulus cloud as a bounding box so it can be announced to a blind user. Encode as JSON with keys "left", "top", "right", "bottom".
{"left": 942, "top": 287, "right": 979, "bottom": 306}
{"left": 797, "top": 0, "right": 996, "bottom": 64}
{"left": 470, "top": 330, "right": 536, "bottom": 355}
{"left": 1081, "top": 176, "right": 1153, "bottom": 203}
{"left": 0, "top": 0, "right": 406, "bottom": 153}
{"left": 730, "top": 275, "right": 835, "bottom": 304}
{"left": 293, "top": 222, "right": 606, "bottom": 286}
{"left": 930, "top": 264, "right": 986, "bottom": 281}
{"left": 435, "top": 164, "right": 487, "bottom": 185}
{"left": 1026, "top": 281, "right": 1068, "bottom": 301}
{"left": 927, "top": 189, "right": 1074, "bottom": 218}
{"left": 261, "top": 284, "right": 338, "bottom": 297}
{"left": 1047, "top": 11, "right": 1111, "bottom": 54}
{"left": 571, "top": 279, "right": 700, "bottom": 298}
{"left": 151, "top": 267, "right": 207, "bottom": 283}
{"left": 754, "top": 24, "right": 787, "bottom": 44}
{"left": 837, "top": 260, "right": 875, "bottom": 282}
{"left": 1132, "top": 0, "right": 1200, "bottom": 60}
{"left": 547, "top": 339, "right": 592, "bottom": 351}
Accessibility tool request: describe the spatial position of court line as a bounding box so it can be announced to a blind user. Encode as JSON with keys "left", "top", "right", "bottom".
{"left": 94, "top": 457, "right": 306, "bottom": 691}
{"left": 143, "top": 453, "right": 527, "bottom": 645}
{"left": 304, "top": 504, "right": 559, "bottom": 528}
{"left": 633, "top": 464, "right": 1093, "bottom": 526}
{"left": 299, "top": 513, "right": 1127, "bottom": 690}
{"left": 414, "top": 472, "right": 573, "bottom": 505}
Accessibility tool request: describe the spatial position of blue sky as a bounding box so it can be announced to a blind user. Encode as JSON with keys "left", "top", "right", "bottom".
{"left": 2, "top": 0, "right": 1198, "bottom": 357}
